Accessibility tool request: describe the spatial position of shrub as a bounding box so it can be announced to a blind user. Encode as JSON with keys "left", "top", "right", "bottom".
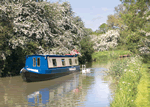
{"left": 79, "top": 36, "right": 94, "bottom": 64}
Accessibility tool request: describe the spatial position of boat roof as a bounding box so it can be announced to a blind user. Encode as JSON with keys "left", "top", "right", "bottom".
{"left": 26, "top": 54, "right": 78, "bottom": 58}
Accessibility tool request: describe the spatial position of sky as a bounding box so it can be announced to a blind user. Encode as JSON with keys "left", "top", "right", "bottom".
{"left": 47, "top": 0, "right": 122, "bottom": 31}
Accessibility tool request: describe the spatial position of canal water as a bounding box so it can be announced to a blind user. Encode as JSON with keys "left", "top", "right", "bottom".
{"left": 0, "top": 62, "right": 113, "bottom": 107}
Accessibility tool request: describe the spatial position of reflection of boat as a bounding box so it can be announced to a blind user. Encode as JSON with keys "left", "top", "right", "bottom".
{"left": 27, "top": 91, "right": 40, "bottom": 98}
{"left": 20, "top": 54, "right": 80, "bottom": 82}
{"left": 27, "top": 73, "right": 80, "bottom": 106}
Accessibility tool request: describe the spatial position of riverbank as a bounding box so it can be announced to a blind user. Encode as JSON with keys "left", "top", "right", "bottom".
{"left": 103, "top": 56, "right": 150, "bottom": 107}
{"left": 92, "top": 50, "right": 133, "bottom": 62}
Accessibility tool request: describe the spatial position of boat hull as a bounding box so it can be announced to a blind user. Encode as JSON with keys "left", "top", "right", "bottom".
{"left": 21, "top": 68, "right": 80, "bottom": 82}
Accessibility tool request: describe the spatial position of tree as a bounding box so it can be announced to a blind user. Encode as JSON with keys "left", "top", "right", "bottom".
{"left": 78, "top": 36, "right": 94, "bottom": 64}
{"left": 107, "top": 14, "right": 125, "bottom": 30}
{"left": 118, "top": 0, "right": 150, "bottom": 56}
{"left": 0, "top": 0, "right": 88, "bottom": 76}
{"left": 0, "top": 0, "right": 46, "bottom": 4}
{"left": 98, "top": 23, "right": 108, "bottom": 33}
{"left": 0, "top": 10, "right": 14, "bottom": 76}
{"left": 114, "top": 4, "right": 126, "bottom": 15}
{"left": 120, "top": 0, "right": 150, "bottom": 31}
{"left": 84, "top": 28, "right": 93, "bottom": 35}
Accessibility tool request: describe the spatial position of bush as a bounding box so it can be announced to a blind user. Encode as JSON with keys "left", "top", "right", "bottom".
{"left": 108, "top": 58, "right": 129, "bottom": 78}
{"left": 78, "top": 36, "right": 94, "bottom": 64}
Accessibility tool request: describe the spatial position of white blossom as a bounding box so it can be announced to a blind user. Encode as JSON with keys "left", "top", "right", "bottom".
{"left": 0, "top": 1, "right": 86, "bottom": 55}
{"left": 90, "top": 30, "right": 120, "bottom": 51}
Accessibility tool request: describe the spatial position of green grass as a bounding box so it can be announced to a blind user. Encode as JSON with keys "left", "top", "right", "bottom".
{"left": 110, "top": 57, "right": 142, "bottom": 107}
{"left": 105, "top": 56, "right": 150, "bottom": 107}
{"left": 106, "top": 58, "right": 129, "bottom": 78}
{"left": 92, "top": 50, "right": 132, "bottom": 62}
{"left": 135, "top": 64, "right": 150, "bottom": 107}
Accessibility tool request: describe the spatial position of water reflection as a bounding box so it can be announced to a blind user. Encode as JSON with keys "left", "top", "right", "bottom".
{"left": 0, "top": 62, "right": 113, "bottom": 107}
{"left": 27, "top": 73, "right": 81, "bottom": 106}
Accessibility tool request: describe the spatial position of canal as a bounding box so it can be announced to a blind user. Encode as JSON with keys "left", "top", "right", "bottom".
{"left": 0, "top": 61, "right": 113, "bottom": 107}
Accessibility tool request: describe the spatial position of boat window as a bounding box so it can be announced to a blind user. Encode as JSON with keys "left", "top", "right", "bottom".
{"left": 37, "top": 58, "right": 40, "bottom": 67}
{"left": 33, "top": 58, "right": 36, "bottom": 67}
{"left": 61, "top": 59, "right": 65, "bottom": 66}
{"left": 75, "top": 59, "right": 77, "bottom": 64}
{"left": 52, "top": 59, "right": 57, "bottom": 67}
{"left": 47, "top": 57, "right": 51, "bottom": 68}
{"left": 69, "top": 59, "right": 72, "bottom": 65}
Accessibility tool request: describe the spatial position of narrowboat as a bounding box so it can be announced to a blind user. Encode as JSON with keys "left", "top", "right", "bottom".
{"left": 20, "top": 54, "right": 80, "bottom": 82}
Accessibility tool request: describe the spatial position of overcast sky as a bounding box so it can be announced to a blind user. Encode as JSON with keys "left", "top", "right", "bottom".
{"left": 47, "top": 0, "right": 122, "bottom": 31}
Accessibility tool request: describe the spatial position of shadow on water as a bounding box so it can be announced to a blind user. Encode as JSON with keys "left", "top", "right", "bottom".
{"left": 0, "top": 61, "right": 114, "bottom": 107}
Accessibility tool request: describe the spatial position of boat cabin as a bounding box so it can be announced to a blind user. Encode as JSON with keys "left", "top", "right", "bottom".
{"left": 25, "top": 55, "right": 79, "bottom": 70}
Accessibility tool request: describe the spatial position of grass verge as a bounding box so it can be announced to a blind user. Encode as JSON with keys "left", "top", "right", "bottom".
{"left": 92, "top": 50, "right": 132, "bottom": 62}
{"left": 104, "top": 56, "right": 150, "bottom": 107}
{"left": 135, "top": 64, "right": 150, "bottom": 107}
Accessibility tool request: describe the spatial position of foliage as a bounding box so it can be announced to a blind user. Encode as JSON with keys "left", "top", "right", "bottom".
{"left": 0, "top": 0, "right": 45, "bottom": 4}
{"left": 143, "top": 22, "right": 150, "bottom": 32}
{"left": 97, "top": 23, "right": 108, "bottom": 34}
{"left": 120, "top": 0, "right": 150, "bottom": 31}
{"left": 0, "top": 1, "right": 87, "bottom": 55}
{"left": 104, "top": 56, "right": 150, "bottom": 107}
{"left": 91, "top": 30, "right": 120, "bottom": 51}
{"left": 141, "top": 54, "right": 150, "bottom": 63}
{"left": 94, "top": 0, "right": 150, "bottom": 57}
{"left": 90, "top": 31, "right": 103, "bottom": 36}
{"left": 91, "top": 1, "right": 150, "bottom": 106}
{"left": 108, "top": 58, "right": 129, "bottom": 77}
{"left": 84, "top": 28, "right": 93, "bottom": 35}
{"left": 92, "top": 50, "right": 132, "bottom": 62}
{"left": 105, "top": 56, "right": 144, "bottom": 107}
{"left": 113, "top": 0, "right": 150, "bottom": 61}
{"left": 78, "top": 36, "right": 94, "bottom": 64}
{"left": 107, "top": 14, "right": 124, "bottom": 30}
{"left": 125, "top": 32, "right": 141, "bottom": 53}
{"left": 2, "top": 47, "right": 26, "bottom": 76}
{"left": 0, "top": 1, "right": 88, "bottom": 76}
{"left": 0, "top": 10, "right": 14, "bottom": 75}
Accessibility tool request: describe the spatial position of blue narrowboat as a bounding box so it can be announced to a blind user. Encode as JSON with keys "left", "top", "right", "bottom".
{"left": 20, "top": 54, "right": 80, "bottom": 82}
